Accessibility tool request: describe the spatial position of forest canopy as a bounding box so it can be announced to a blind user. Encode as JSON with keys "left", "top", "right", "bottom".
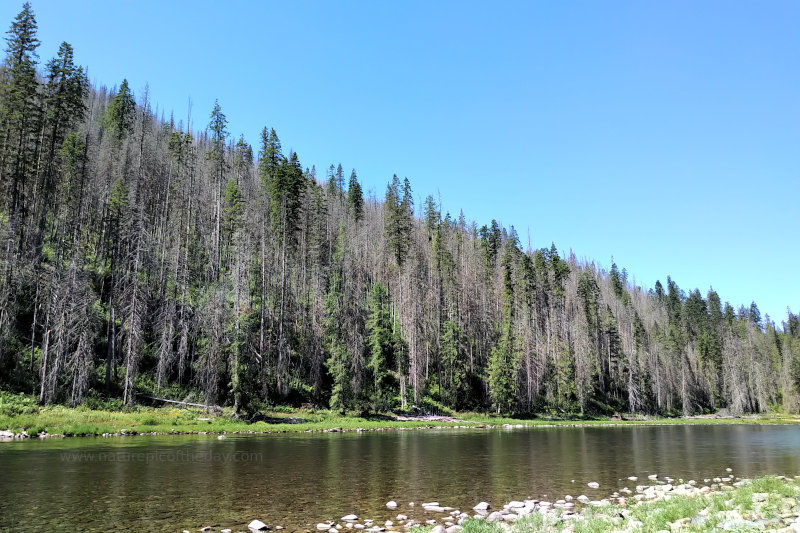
{"left": 1, "top": 3, "right": 799, "bottom": 416}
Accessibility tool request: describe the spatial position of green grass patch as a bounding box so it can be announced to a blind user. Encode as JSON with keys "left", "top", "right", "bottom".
{"left": 1, "top": 392, "right": 800, "bottom": 439}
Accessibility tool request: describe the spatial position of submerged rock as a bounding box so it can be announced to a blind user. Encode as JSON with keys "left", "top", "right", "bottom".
{"left": 587, "top": 482, "right": 600, "bottom": 489}
{"left": 473, "top": 502, "right": 490, "bottom": 511}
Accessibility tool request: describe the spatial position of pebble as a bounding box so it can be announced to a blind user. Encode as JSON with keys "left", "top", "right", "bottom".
{"left": 386, "top": 501, "right": 398, "bottom": 509}
{"left": 473, "top": 502, "right": 490, "bottom": 511}
{"left": 248, "top": 520, "right": 269, "bottom": 531}
{"left": 588, "top": 482, "right": 600, "bottom": 489}
{"left": 341, "top": 515, "right": 358, "bottom": 521}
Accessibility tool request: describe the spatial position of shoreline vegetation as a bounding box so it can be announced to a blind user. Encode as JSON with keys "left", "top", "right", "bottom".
{"left": 287, "top": 474, "right": 800, "bottom": 533}
{"left": 2, "top": 394, "right": 800, "bottom": 440}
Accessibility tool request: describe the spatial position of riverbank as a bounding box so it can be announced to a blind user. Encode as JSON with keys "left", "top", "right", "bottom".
{"left": 263, "top": 474, "right": 800, "bottom": 533}
{"left": 2, "top": 392, "right": 800, "bottom": 439}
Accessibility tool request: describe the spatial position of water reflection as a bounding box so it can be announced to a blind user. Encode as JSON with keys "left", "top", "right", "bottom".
{"left": 1, "top": 425, "right": 799, "bottom": 531}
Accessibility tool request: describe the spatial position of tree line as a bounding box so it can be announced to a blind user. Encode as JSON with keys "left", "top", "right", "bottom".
{"left": 1, "top": 3, "right": 799, "bottom": 416}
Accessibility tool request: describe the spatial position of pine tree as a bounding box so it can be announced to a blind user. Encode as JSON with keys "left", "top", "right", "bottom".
{"left": 488, "top": 245, "right": 519, "bottom": 413}
{"left": 102, "top": 79, "right": 135, "bottom": 142}
{"left": 385, "top": 174, "right": 413, "bottom": 266}
{"left": 366, "top": 282, "right": 393, "bottom": 411}
{"left": 0, "top": 1, "right": 40, "bottom": 221}
{"left": 346, "top": 169, "right": 363, "bottom": 222}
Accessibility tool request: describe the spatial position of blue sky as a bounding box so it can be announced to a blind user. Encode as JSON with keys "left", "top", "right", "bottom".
{"left": 4, "top": 1, "right": 798, "bottom": 325}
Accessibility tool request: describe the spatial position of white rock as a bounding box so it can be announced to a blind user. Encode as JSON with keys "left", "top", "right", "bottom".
{"left": 346, "top": 524, "right": 353, "bottom": 529}
{"left": 249, "top": 520, "right": 269, "bottom": 531}
{"left": 628, "top": 476, "right": 638, "bottom": 481}
{"left": 386, "top": 501, "right": 398, "bottom": 509}
{"left": 486, "top": 512, "right": 503, "bottom": 523}
{"left": 201, "top": 528, "right": 212, "bottom": 532}
{"left": 221, "top": 529, "right": 232, "bottom": 533}
{"left": 507, "top": 501, "right": 525, "bottom": 508}
{"left": 423, "top": 502, "right": 440, "bottom": 507}
{"left": 217, "top": 434, "right": 227, "bottom": 440}
{"left": 354, "top": 525, "right": 365, "bottom": 530}
{"left": 431, "top": 526, "right": 446, "bottom": 533}
{"left": 587, "top": 482, "right": 600, "bottom": 489}
{"left": 342, "top": 515, "right": 358, "bottom": 522}
{"left": 424, "top": 506, "right": 446, "bottom": 513}
{"left": 396, "top": 514, "right": 408, "bottom": 520}
{"left": 317, "top": 523, "right": 332, "bottom": 531}
{"left": 473, "top": 502, "right": 490, "bottom": 511}
{"left": 648, "top": 474, "right": 658, "bottom": 480}
{"left": 328, "top": 528, "right": 337, "bottom": 533}
{"left": 384, "top": 521, "right": 393, "bottom": 527}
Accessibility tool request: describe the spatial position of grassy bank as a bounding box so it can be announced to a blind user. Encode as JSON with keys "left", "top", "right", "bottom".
{"left": 449, "top": 475, "right": 800, "bottom": 532}
{"left": 2, "top": 392, "right": 800, "bottom": 438}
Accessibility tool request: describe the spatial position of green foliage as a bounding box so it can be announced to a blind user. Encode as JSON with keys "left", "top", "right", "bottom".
{"left": 347, "top": 169, "right": 364, "bottom": 222}
{"left": 384, "top": 174, "right": 413, "bottom": 266}
{"left": 0, "top": 391, "right": 39, "bottom": 417}
{"left": 489, "top": 246, "right": 519, "bottom": 414}
{"left": 440, "top": 319, "right": 467, "bottom": 409}
{"left": 221, "top": 178, "right": 243, "bottom": 245}
{"left": 366, "top": 283, "right": 394, "bottom": 411}
{"left": 101, "top": 79, "right": 135, "bottom": 141}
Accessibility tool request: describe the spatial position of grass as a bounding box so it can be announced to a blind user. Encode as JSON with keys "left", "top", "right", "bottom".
{"left": 2, "top": 391, "right": 800, "bottom": 438}
{"left": 445, "top": 475, "right": 800, "bottom": 533}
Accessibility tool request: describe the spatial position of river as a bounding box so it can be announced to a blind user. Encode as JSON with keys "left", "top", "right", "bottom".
{"left": 1, "top": 424, "right": 799, "bottom": 531}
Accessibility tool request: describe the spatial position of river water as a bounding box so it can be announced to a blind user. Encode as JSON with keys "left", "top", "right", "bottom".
{"left": 1, "top": 424, "right": 799, "bottom": 531}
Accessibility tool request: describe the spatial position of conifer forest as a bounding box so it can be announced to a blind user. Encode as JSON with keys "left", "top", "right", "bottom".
{"left": 1, "top": 3, "right": 799, "bottom": 417}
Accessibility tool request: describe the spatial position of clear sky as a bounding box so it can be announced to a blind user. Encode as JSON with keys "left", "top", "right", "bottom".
{"left": 3, "top": 1, "right": 798, "bottom": 325}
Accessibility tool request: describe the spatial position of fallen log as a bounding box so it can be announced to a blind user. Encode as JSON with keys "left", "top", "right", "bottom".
{"left": 138, "top": 395, "right": 222, "bottom": 413}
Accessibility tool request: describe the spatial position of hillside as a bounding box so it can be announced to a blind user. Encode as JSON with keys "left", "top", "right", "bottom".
{"left": 1, "top": 3, "right": 799, "bottom": 416}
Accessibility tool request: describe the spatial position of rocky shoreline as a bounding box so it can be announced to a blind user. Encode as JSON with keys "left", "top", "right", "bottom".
{"left": 0, "top": 422, "right": 537, "bottom": 440}
{"left": 200, "top": 471, "right": 800, "bottom": 533}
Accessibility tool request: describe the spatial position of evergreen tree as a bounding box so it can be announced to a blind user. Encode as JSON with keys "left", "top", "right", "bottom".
{"left": 102, "top": 79, "right": 135, "bottom": 142}
{"left": 346, "top": 169, "right": 363, "bottom": 222}
{"left": 488, "top": 245, "right": 519, "bottom": 413}
{"left": 1, "top": 1, "right": 40, "bottom": 219}
{"left": 366, "top": 282, "right": 393, "bottom": 411}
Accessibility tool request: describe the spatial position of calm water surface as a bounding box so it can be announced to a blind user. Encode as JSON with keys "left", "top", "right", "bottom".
{"left": 1, "top": 425, "right": 799, "bottom": 532}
